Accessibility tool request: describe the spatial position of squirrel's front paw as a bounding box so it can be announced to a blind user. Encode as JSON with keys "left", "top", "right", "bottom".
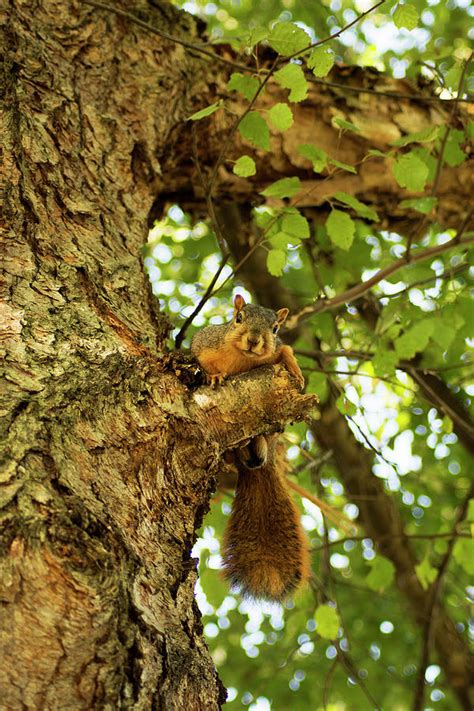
{"left": 207, "top": 373, "right": 226, "bottom": 387}
{"left": 294, "top": 372, "right": 305, "bottom": 390}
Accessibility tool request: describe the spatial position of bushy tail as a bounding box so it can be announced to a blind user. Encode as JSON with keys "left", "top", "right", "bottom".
{"left": 222, "top": 436, "right": 311, "bottom": 602}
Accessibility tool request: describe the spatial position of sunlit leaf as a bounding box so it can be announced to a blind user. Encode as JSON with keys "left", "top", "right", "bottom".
{"left": 268, "top": 22, "right": 311, "bottom": 56}
{"left": 330, "top": 158, "right": 357, "bottom": 174}
{"left": 336, "top": 393, "right": 357, "bottom": 416}
{"left": 392, "top": 152, "right": 429, "bottom": 192}
{"left": 298, "top": 143, "right": 328, "bottom": 172}
{"left": 399, "top": 197, "right": 437, "bottom": 214}
{"left": 268, "top": 103, "right": 294, "bottom": 132}
{"left": 393, "top": 3, "right": 419, "bottom": 31}
{"left": 307, "top": 47, "right": 335, "bottom": 77}
{"left": 333, "top": 192, "right": 379, "bottom": 222}
{"left": 239, "top": 112, "right": 270, "bottom": 150}
{"left": 261, "top": 177, "right": 301, "bottom": 198}
{"left": 274, "top": 63, "right": 309, "bottom": 102}
{"left": 267, "top": 248, "right": 287, "bottom": 276}
{"left": 453, "top": 539, "right": 474, "bottom": 575}
{"left": 281, "top": 211, "right": 310, "bottom": 239}
{"left": 233, "top": 155, "right": 256, "bottom": 177}
{"left": 326, "top": 209, "right": 355, "bottom": 250}
{"left": 395, "top": 319, "right": 435, "bottom": 359}
{"left": 332, "top": 117, "right": 361, "bottom": 134}
{"left": 315, "top": 604, "right": 341, "bottom": 640}
{"left": 227, "top": 72, "right": 260, "bottom": 101}
{"left": 188, "top": 101, "right": 224, "bottom": 121}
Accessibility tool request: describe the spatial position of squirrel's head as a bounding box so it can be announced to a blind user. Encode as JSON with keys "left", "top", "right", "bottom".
{"left": 228, "top": 295, "right": 289, "bottom": 357}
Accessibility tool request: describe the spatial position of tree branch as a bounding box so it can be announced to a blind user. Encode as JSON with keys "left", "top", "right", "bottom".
{"left": 287, "top": 234, "right": 474, "bottom": 328}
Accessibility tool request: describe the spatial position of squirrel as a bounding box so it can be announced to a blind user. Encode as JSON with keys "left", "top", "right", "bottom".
{"left": 191, "top": 294, "right": 311, "bottom": 602}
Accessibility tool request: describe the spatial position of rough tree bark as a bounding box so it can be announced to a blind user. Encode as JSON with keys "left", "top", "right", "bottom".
{"left": 1, "top": 1, "right": 316, "bottom": 707}
{"left": 2, "top": 0, "right": 472, "bottom": 708}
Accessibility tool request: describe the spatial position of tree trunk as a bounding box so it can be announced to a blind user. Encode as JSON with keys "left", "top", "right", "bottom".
{"left": 1, "top": 2, "right": 317, "bottom": 707}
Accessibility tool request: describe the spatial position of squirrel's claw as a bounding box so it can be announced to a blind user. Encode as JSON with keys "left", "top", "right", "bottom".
{"left": 207, "top": 373, "right": 226, "bottom": 387}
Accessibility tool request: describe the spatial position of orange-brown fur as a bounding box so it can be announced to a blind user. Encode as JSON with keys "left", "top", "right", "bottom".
{"left": 222, "top": 435, "right": 311, "bottom": 602}
{"left": 191, "top": 295, "right": 309, "bottom": 601}
{"left": 191, "top": 295, "right": 304, "bottom": 388}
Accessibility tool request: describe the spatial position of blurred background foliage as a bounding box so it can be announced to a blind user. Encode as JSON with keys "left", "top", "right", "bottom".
{"left": 175, "top": 0, "right": 473, "bottom": 91}
{"left": 143, "top": 1, "right": 473, "bottom": 708}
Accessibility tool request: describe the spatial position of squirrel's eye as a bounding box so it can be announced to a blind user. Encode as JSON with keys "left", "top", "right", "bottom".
{"left": 236, "top": 312, "right": 243, "bottom": 323}
{"left": 272, "top": 324, "right": 279, "bottom": 334}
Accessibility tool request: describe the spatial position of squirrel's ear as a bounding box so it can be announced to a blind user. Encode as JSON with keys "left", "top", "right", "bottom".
{"left": 234, "top": 294, "right": 246, "bottom": 312}
{"left": 276, "top": 308, "right": 289, "bottom": 326}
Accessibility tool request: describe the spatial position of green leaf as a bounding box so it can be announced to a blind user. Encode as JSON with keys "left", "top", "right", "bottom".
{"left": 392, "top": 152, "right": 429, "bottom": 192}
{"left": 268, "top": 22, "right": 310, "bottom": 56}
{"left": 274, "top": 63, "right": 308, "bottom": 103}
{"left": 394, "top": 319, "right": 435, "bottom": 360}
{"left": 239, "top": 112, "right": 270, "bottom": 150}
{"left": 393, "top": 3, "right": 419, "bottom": 31}
{"left": 333, "top": 192, "right": 379, "bottom": 222}
{"left": 188, "top": 101, "right": 224, "bottom": 121}
{"left": 366, "top": 557, "right": 395, "bottom": 592}
{"left": 444, "top": 63, "right": 462, "bottom": 90}
{"left": 332, "top": 117, "right": 361, "bottom": 134}
{"left": 326, "top": 209, "right": 355, "bottom": 250}
{"left": 282, "top": 211, "right": 310, "bottom": 239}
{"left": 261, "top": 177, "right": 301, "bottom": 199}
{"left": 246, "top": 27, "right": 268, "bottom": 48}
{"left": 372, "top": 348, "right": 399, "bottom": 377}
{"left": 430, "top": 322, "right": 456, "bottom": 350}
{"left": 227, "top": 73, "right": 260, "bottom": 101}
{"left": 330, "top": 158, "right": 357, "bottom": 174}
{"left": 298, "top": 144, "right": 328, "bottom": 173}
{"left": 443, "top": 129, "right": 466, "bottom": 167}
{"left": 269, "top": 232, "right": 292, "bottom": 249}
{"left": 267, "top": 248, "right": 287, "bottom": 276}
{"left": 233, "top": 156, "right": 256, "bottom": 177}
{"left": 415, "top": 556, "right": 437, "bottom": 590}
{"left": 307, "top": 47, "right": 335, "bottom": 77}
{"left": 336, "top": 393, "right": 357, "bottom": 417}
{"left": 467, "top": 499, "right": 474, "bottom": 523}
{"left": 392, "top": 126, "right": 439, "bottom": 147}
{"left": 315, "top": 604, "right": 341, "bottom": 640}
{"left": 268, "top": 103, "right": 294, "bottom": 132}
{"left": 453, "top": 539, "right": 474, "bottom": 575}
{"left": 399, "top": 197, "right": 437, "bottom": 214}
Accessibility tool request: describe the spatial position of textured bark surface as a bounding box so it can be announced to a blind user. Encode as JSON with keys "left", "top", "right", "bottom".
{"left": 0, "top": 1, "right": 313, "bottom": 708}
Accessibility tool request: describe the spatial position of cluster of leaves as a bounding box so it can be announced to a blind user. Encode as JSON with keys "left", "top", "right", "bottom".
{"left": 189, "top": 14, "right": 471, "bottom": 280}
{"left": 175, "top": 0, "right": 473, "bottom": 89}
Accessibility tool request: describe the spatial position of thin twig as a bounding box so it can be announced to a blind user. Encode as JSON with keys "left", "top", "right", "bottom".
{"left": 284, "top": 0, "right": 387, "bottom": 62}
{"left": 286, "top": 478, "right": 357, "bottom": 534}
{"left": 381, "top": 262, "right": 469, "bottom": 298}
{"left": 311, "top": 531, "right": 471, "bottom": 553}
{"left": 430, "top": 52, "right": 472, "bottom": 198}
{"left": 287, "top": 233, "right": 474, "bottom": 328}
{"left": 83, "top": 0, "right": 251, "bottom": 71}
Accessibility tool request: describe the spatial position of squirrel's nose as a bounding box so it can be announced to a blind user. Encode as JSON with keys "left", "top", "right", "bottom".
{"left": 247, "top": 335, "right": 260, "bottom": 347}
